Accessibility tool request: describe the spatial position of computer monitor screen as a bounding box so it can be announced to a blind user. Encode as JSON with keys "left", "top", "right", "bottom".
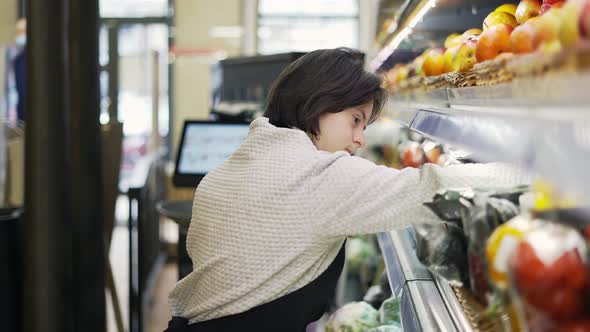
{"left": 173, "top": 121, "right": 250, "bottom": 187}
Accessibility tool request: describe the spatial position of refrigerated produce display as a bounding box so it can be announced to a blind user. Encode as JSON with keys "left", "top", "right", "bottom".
{"left": 370, "top": 0, "right": 590, "bottom": 330}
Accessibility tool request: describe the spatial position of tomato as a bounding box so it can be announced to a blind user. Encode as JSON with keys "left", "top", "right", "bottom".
{"left": 512, "top": 243, "right": 590, "bottom": 295}
{"left": 401, "top": 144, "right": 424, "bottom": 168}
{"left": 526, "top": 287, "right": 584, "bottom": 322}
{"left": 511, "top": 242, "right": 547, "bottom": 293}
{"left": 559, "top": 319, "right": 590, "bottom": 332}
{"left": 546, "top": 250, "right": 590, "bottom": 291}
{"left": 563, "top": 251, "right": 590, "bottom": 291}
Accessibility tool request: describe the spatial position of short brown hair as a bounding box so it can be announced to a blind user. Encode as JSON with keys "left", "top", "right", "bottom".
{"left": 263, "top": 48, "right": 386, "bottom": 136}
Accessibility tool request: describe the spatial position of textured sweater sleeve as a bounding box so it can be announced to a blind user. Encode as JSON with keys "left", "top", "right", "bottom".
{"left": 307, "top": 154, "right": 532, "bottom": 239}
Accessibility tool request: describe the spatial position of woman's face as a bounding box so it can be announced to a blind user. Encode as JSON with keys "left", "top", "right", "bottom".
{"left": 312, "top": 101, "right": 373, "bottom": 154}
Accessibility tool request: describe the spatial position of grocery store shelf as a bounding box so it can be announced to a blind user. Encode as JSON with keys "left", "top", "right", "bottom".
{"left": 377, "top": 229, "right": 471, "bottom": 332}
{"left": 386, "top": 73, "right": 590, "bottom": 201}
{"left": 370, "top": 0, "right": 516, "bottom": 72}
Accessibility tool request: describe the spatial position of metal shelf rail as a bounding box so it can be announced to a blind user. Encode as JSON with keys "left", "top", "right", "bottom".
{"left": 377, "top": 228, "right": 471, "bottom": 331}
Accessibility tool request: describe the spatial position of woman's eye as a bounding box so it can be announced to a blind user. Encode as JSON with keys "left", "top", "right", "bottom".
{"left": 353, "top": 117, "right": 361, "bottom": 125}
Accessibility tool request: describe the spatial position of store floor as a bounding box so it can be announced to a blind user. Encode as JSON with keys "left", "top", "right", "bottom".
{"left": 106, "top": 194, "right": 178, "bottom": 332}
{"left": 106, "top": 224, "right": 178, "bottom": 332}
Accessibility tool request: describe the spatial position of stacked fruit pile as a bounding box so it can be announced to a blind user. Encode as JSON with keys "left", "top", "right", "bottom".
{"left": 383, "top": 0, "right": 590, "bottom": 92}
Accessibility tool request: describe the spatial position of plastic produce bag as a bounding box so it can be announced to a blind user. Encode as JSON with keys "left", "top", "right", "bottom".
{"left": 379, "top": 296, "right": 401, "bottom": 326}
{"left": 508, "top": 221, "right": 590, "bottom": 332}
{"left": 535, "top": 208, "right": 590, "bottom": 238}
{"left": 462, "top": 195, "right": 520, "bottom": 304}
{"left": 367, "top": 324, "right": 402, "bottom": 332}
{"left": 363, "top": 285, "right": 387, "bottom": 310}
{"left": 424, "top": 186, "right": 528, "bottom": 223}
{"left": 423, "top": 188, "right": 475, "bottom": 223}
{"left": 346, "top": 237, "right": 378, "bottom": 273}
{"left": 326, "top": 302, "right": 379, "bottom": 332}
{"left": 415, "top": 222, "right": 469, "bottom": 286}
{"left": 363, "top": 272, "right": 393, "bottom": 310}
{"left": 486, "top": 214, "right": 539, "bottom": 291}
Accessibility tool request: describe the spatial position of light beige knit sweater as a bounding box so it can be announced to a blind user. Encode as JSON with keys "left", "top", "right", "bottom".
{"left": 168, "top": 117, "right": 530, "bottom": 323}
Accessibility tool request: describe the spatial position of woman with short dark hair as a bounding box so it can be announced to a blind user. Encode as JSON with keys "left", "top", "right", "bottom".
{"left": 166, "top": 48, "right": 528, "bottom": 332}
{"left": 264, "top": 48, "right": 385, "bottom": 138}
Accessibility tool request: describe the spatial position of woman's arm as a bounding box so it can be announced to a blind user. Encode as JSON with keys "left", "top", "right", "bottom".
{"left": 307, "top": 155, "right": 532, "bottom": 239}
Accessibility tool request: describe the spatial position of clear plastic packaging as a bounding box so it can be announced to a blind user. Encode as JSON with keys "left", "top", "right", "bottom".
{"left": 461, "top": 195, "right": 520, "bottom": 304}
{"left": 415, "top": 222, "right": 469, "bottom": 286}
{"left": 508, "top": 221, "right": 590, "bottom": 332}
{"left": 326, "top": 302, "right": 380, "bottom": 332}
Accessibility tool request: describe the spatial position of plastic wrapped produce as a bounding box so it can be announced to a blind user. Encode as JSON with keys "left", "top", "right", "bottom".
{"left": 399, "top": 141, "right": 425, "bottom": 168}
{"left": 326, "top": 302, "right": 379, "bottom": 332}
{"left": 367, "top": 324, "right": 402, "bottom": 332}
{"left": 508, "top": 221, "right": 590, "bottom": 332}
{"left": 423, "top": 188, "right": 475, "bottom": 223}
{"left": 346, "top": 237, "right": 378, "bottom": 273}
{"left": 415, "top": 222, "right": 469, "bottom": 286}
{"left": 421, "top": 186, "right": 527, "bottom": 300}
{"left": 486, "top": 214, "right": 539, "bottom": 290}
{"left": 363, "top": 285, "right": 387, "bottom": 310}
{"left": 422, "top": 140, "right": 446, "bottom": 166}
{"left": 462, "top": 195, "right": 520, "bottom": 304}
{"left": 364, "top": 270, "right": 392, "bottom": 309}
{"left": 379, "top": 271, "right": 392, "bottom": 300}
{"left": 379, "top": 296, "right": 401, "bottom": 326}
{"left": 488, "top": 185, "right": 530, "bottom": 206}
{"left": 424, "top": 186, "right": 528, "bottom": 223}
{"left": 535, "top": 208, "right": 590, "bottom": 238}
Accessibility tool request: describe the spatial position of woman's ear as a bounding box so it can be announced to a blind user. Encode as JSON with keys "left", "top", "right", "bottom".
{"left": 307, "top": 132, "right": 319, "bottom": 142}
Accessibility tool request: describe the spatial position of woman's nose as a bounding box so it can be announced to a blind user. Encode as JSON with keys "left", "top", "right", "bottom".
{"left": 353, "top": 132, "right": 365, "bottom": 148}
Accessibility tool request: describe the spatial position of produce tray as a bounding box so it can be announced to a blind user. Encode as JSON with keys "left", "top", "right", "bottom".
{"left": 448, "top": 72, "right": 590, "bottom": 109}
{"left": 387, "top": 45, "right": 590, "bottom": 95}
{"left": 387, "top": 71, "right": 590, "bottom": 113}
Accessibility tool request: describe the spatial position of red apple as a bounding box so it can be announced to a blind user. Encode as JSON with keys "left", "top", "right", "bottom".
{"left": 476, "top": 24, "right": 514, "bottom": 62}
{"left": 483, "top": 11, "right": 519, "bottom": 30}
{"left": 516, "top": 0, "right": 542, "bottom": 24}
{"left": 511, "top": 23, "right": 536, "bottom": 53}
{"left": 422, "top": 48, "right": 446, "bottom": 76}
{"left": 442, "top": 46, "right": 458, "bottom": 73}
{"left": 461, "top": 28, "right": 483, "bottom": 40}
{"left": 451, "top": 35, "right": 480, "bottom": 72}
{"left": 527, "top": 12, "right": 562, "bottom": 49}
{"left": 540, "top": 1, "right": 565, "bottom": 15}
{"left": 560, "top": 0, "right": 586, "bottom": 46}
{"left": 581, "top": 0, "right": 590, "bottom": 38}
{"left": 444, "top": 33, "right": 462, "bottom": 48}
